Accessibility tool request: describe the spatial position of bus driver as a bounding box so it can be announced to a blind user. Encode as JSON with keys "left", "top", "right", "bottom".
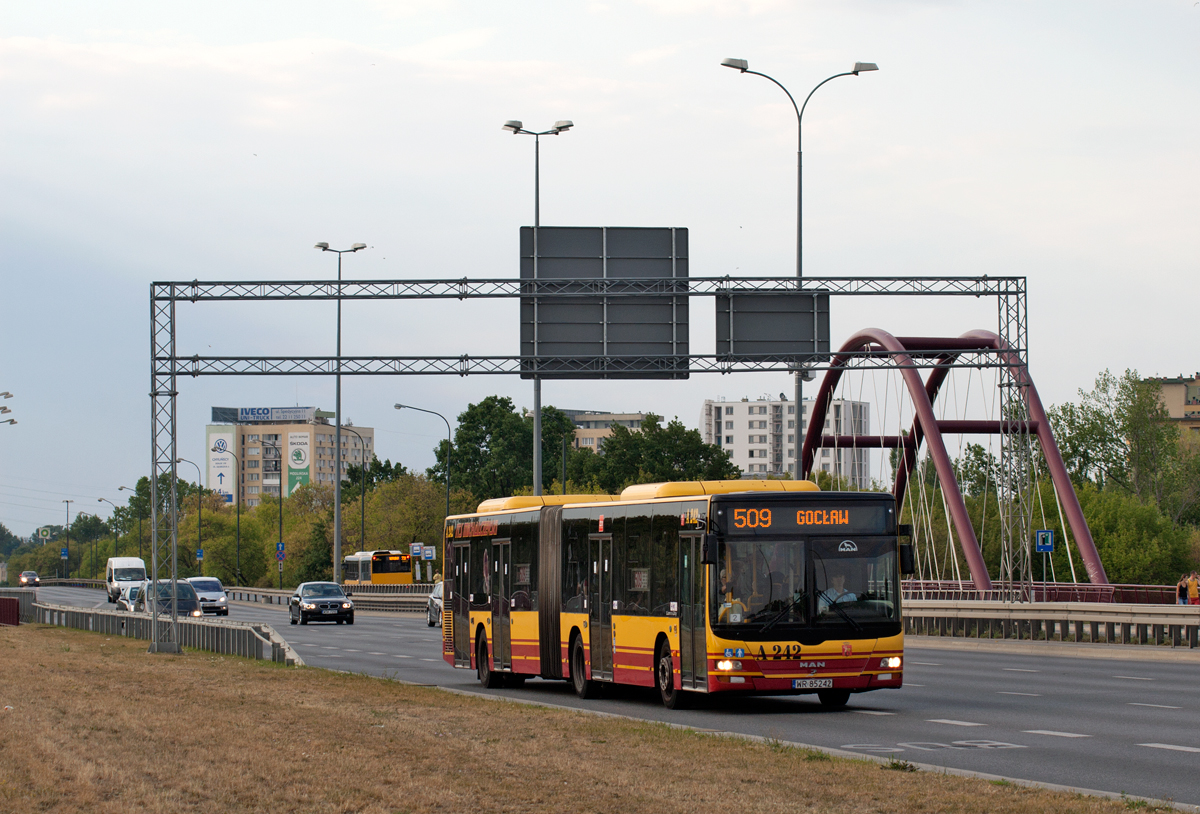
{"left": 818, "top": 568, "right": 858, "bottom": 615}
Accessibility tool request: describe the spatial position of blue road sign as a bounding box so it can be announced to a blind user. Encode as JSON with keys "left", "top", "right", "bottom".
{"left": 423, "top": 547, "right": 434, "bottom": 561}
{"left": 196, "top": 549, "right": 204, "bottom": 561}
{"left": 276, "top": 550, "right": 285, "bottom": 561}
{"left": 60, "top": 548, "right": 68, "bottom": 560}
{"left": 1035, "top": 529, "right": 1054, "bottom": 553}
{"left": 276, "top": 541, "right": 285, "bottom": 552}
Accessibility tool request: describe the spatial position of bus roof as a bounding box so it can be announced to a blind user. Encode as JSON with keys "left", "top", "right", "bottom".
{"left": 475, "top": 494, "right": 620, "bottom": 512}
{"left": 471, "top": 480, "right": 820, "bottom": 514}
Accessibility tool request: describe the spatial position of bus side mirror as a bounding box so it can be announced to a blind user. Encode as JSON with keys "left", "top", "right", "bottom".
{"left": 701, "top": 534, "right": 718, "bottom": 565}
{"left": 899, "top": 544, "right": 916, "bottom": 576}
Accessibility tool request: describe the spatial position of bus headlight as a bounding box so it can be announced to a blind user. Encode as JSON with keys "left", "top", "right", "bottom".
{"left": 716, "top": 660, "right": 742, "bottom": 671}
{"left": 880, "top": 656, "right": 901, "bottom": 669}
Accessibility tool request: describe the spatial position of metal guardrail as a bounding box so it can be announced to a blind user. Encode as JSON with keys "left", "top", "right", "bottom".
{"left": 902, "top": 580, "right": 1178, "bottom": 605}
{"left": 904, "top": 599, "right": 1200, "bottom": 648}
{"left": 34, "top": 578, "right": 106, "bottom": 589}
{"left": 33, "top": 601, "right": 305, "bottom": 665}
{"left": 227, "top": 586, "right": 429, "bottom": 613}
{"left": 0, "top": 589, "right": 37, "bottom": 623}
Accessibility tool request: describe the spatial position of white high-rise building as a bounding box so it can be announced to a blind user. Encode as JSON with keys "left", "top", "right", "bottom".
{"left": 700, "top": 396, "right": 871, "bottom": 487}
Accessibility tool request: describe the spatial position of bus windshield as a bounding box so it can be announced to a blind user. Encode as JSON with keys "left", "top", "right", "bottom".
{"left": 812, "top": 537, "right": 898, "bottom": 626}
{"left": 715, "top": 538, "right": 807, "bottom": 627}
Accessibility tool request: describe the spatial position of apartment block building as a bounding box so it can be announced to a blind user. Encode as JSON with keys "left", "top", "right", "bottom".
{"left": 1150, "top": 372, "right": 1200, "bottom": 434}
{"left": 700, "top": 396, "right": 871, "bottom": 487}
{"left": 206, "top": 406, "right": 374, "bottom": 508}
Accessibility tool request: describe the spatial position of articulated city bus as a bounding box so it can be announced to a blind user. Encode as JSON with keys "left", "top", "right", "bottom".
{"left": 441, "top": 480, "right": 911, "bottom": 709}
{"left": 342, "top": 549, "right": 414, "bottom": 586}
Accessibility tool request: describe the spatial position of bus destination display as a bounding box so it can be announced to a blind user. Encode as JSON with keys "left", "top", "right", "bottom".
{"left": 720, "top": 502, "right": 891, "bottom": 536}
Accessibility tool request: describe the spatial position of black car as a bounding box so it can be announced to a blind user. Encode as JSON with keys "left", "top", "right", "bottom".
{"left": 290, "top": 582, "right": 354, "bottom": 625}
{"left": 18, "top": 571, "right": 39, "bottom": 587}
{"left": 134, "top": 580, "right": 203, "bottom": 618}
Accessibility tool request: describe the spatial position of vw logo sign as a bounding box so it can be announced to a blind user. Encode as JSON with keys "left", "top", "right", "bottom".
{"left": 837, "top": 540, "right": 858, "bottom": 552}
{"left": 214, "top": 438, "right": 228, "bottom": 453}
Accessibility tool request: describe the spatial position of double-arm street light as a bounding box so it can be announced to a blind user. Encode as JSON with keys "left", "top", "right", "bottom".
{"left": 340, "top": 426, "right": 370, "bottom": 558}
{"left": 211, "top": 445, "right": 242, "bottom": 584}
{"left": 502, "top": 119, "right": 573, "bottom": 497}
{"left": 394, "top": 403, "right": 451, "bottom": 519}
{"left": 315, "top": 242, "right": 367, "bottom": 582}
{"left": 721, "top": 57, "right": 878, "bottom": 475}
{"left": 176, "top": 458, "right": 204, "bottom": 575}
{"left": 117, "top": 485, "right": 141, "bottom": 560}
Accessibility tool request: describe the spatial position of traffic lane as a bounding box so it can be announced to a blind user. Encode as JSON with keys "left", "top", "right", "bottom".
{"left": 37, "top": 586, "right": 110, "bottom": 609}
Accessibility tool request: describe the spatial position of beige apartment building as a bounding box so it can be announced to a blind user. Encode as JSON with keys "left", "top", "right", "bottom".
{"left": 206, "top": 407, "right": 374, "bottom": 508}
{"left": 1150, "top": 373, "right": 1200, "bottom": 434}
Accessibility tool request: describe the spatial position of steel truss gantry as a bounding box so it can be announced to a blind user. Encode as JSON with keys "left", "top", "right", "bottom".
{"left": 149, "top": 274, "right": 1027, "bottom": 647}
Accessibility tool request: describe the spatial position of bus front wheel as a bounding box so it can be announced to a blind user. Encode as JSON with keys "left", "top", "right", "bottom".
{"left": 570, "top": 637, "right": 600, "bottom": 699}
{"left": 656, "top": 640, "right": 688, "bottom": 709}
{"left": 817, "top": 689, "right": 851, "bottom": 709}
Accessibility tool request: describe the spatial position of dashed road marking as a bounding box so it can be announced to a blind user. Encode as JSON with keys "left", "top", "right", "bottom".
{"left": 1140, "top": 743, "right": 1200, "bottom": 753}
{"left": 1023, "top": 730, "right": 1089, "bottom": 738}
{"left": 854, "top": 710, "right": 895, "bottom": 716}
{"left": 998, "top": 691, "right": 1041, "bottom": 697}
{"left": 1129, "top": 703, "right": 1181, "bottom": 709}
{"left": 368, "top": 652, "right": 386, "bottom": 656}
{"left": 1113, "top": 675, "right": 1152, "bottom": 681}
{"left": 1002, "top": 668, "right": 1039, "bottom": 673}
{"left": 927, "top": 719, "right": 986, "bottom": 727}
{"left": 910, "top": 662, "right": 941, "bottom": 666}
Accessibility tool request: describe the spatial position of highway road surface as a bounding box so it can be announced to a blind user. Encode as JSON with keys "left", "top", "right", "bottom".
{"left": 38, "top": 586, "right": 1200, "bottom": 807}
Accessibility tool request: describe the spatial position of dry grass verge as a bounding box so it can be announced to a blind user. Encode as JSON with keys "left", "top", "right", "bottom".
{"left": 0, "top": 624, "right": 1170, "bottom": 813}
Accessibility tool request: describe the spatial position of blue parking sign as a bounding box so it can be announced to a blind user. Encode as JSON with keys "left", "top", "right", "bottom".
{"left": 60, "top": 548, "right": 68, "bottom": 560}
{"left": 1035, "top": 529, "right": 1054, "bottom": 553}
{"left": 196, "top": 549, "right": 204, "bottom": 561}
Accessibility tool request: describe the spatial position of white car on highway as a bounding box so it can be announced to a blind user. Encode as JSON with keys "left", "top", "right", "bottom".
{"left": 187, "top": 577, "right": 229, "bottom": 616}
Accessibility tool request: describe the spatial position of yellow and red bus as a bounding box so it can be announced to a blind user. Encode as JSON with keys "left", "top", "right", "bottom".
{"left": 342, "top": 549, "right": 414, "bottom": 586}
{"left": 441, "top": 480, "right": 910, "bottom": 709}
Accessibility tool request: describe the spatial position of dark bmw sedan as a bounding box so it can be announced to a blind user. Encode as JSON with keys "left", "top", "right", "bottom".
{"left": 290, "top": 582, "right": 354, "bottom": 625}
{"left": 134, "top": 580, "right": 203, "bottom": 617}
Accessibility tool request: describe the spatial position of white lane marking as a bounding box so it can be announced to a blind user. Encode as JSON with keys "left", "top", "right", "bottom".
{"left": 393, "top": 654, "right": 412, "bottom": 658}
{"left": 322, "top": 646, "right": 340, "bottom": 650}
{"left": 1002, "top": 668, "right": 1039, "bottom": 673}
{"left": 1140, "top": 743, "right": 1200, "bottom": 753}
{"left": 998, "top": 691, "right": 1041, "bottom": 697}
{"left": 300, "top": 644, "right": 319, "bottom": 647}
{"left": 905, "top": 684, "right": 925, "bottom": 687}
{"left": 343, "top": 649, "right": 361, "bottom": 652}
{"left": 1113, "top": 675, "right": 1153, "bottom": 681}
{"left": 927, "top": 719, "right": 986, "bottom": 727}
{"left": 368, "top": 652, "right": 386, "bottom": 656}
{"left": 854, "top": 710, "right": 895, "bottom": 716}
{"left": 910, "top": 662, "right": 941, "bottom": 666}
{"left": 1129, "top": 703, "right": 1182, "bottom": 709}
{"left": 420, "top": 658, "right": 439, "bottom": 662}
{"left": 310, "top": 654, "right": 343, "bottom": 658}
{"left": 1023, "top": 730, "right": 1090, "bottom": 738}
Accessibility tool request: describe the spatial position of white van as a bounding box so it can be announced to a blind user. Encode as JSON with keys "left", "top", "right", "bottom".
{"left": 106, "top": 557, "right": 147, "bottom": 603}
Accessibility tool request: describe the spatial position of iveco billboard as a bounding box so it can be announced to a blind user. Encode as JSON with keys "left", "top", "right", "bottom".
{"left": 236, "top": 407, "right": 316, "bottom": 423}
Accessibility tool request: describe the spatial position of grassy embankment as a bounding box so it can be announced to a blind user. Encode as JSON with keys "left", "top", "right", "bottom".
{"left": 0, "top": 624, "right": 1170, "bottom": 813}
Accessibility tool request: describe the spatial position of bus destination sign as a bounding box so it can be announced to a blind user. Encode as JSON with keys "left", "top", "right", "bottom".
{"left": 719, "top": 502, "right": 891, "bottom": 536}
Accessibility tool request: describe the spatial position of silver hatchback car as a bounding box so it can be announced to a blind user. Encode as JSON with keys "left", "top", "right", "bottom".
{"left": 426, "top": 581, "right": 443, "bottom": 627}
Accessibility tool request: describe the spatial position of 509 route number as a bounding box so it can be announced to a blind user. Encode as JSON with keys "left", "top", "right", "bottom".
{"left": 733, "top": 508, "right": 772, "bottom": 529}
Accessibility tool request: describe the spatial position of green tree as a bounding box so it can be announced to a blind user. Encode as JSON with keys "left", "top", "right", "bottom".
{"left": 585, "top": 414, "right": 741, "bottom": 493}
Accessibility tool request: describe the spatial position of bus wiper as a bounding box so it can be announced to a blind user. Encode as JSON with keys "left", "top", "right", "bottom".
{"left": 823, "top": 597, "right": 863, "bottom": 633}
{"left": 759, "top": 593, "right": 806, "bottom": 634}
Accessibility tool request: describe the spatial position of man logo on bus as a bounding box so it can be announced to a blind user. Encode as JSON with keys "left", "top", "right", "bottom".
{"left": 838, "top": 540, "right": 858, "bottom": 552}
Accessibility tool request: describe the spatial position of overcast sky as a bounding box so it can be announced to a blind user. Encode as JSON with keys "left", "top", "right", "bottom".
{"left": 1, "top": 1, "right": 1197, "bottom": 535}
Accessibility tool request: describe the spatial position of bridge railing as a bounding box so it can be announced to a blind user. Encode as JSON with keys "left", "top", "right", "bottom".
{"left": 32, "top": 601, "right": 305, "bottom": 665}
{"left": 902, "top": 580, "right": 1178, "bottom": 604}
{"left": 905, "top": 599, "right": 1200, "bottom": 648}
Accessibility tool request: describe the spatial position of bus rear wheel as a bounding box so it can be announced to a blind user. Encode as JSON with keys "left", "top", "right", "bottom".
{"left": 570, "top": 637, "right": 600, "bottom": 699}
{"left": 817, "top": 689, "right": 851, "bottom": 709}
{"left": 656, "top": 640, "right": 688, "bottom": 709}
{"left": 477, "top": 633, "right": 503, "bottom": 689}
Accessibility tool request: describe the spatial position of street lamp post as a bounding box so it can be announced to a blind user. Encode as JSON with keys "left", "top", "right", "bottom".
{"left": 62, "top": 499, "right": 73, "bottom": 579}
{"left": 721, "top": 58, "right": 877, "bottom": 477}
{"left": 118, "top": 485, "right": 141, "bottom": 561}
{"left": 212, "top": 446, "right": 242, "bottom": 584}
{"left": 394, "top": 403, "right": 452, "bottom": 519}
{"left": 314, "top": 242, "right": 367, "bottom": 583}
{"left": 340, "top": 426, "right": 370, "bottom": 563}
{"left": 98, "top": 497, "right": 118, "bottom": 568}
{"left": 263, "top": 440, "right": 285, "bottom": 589}
{"left": 177, "top": 458, "right": 204, "bottom": 576}
{"left": 502, "top": 118, "right": 574, "bottom": 496}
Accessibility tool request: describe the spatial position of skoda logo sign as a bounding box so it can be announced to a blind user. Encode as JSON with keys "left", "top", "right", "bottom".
{"left": 213, "top": 438, "right": 228, "bottom": 453}
{"left": 838, "top": 540, "right": 858, "bottom": 552}
{"left": 291, "top": 448, "right": 307, "bottom": 466}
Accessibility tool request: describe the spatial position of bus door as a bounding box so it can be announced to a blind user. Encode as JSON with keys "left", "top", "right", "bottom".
{"left": 588, "top": 533, "right": 614, "bottom": 681}
{"left": 491, "top": 539, "right": 512, "bottom": 671}
{"left": 679, "top": 533, "right": 707, "bottom": 690}
{"left": 452, "top": 543, "right": 471, "bottom": 668}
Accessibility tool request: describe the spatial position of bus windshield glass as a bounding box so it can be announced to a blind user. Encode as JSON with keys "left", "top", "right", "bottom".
{"left": 714, "top": 538, "right": 807, "bottom": 627}
{"left": 812, "top": 537, "right": 898, "bottom": 626}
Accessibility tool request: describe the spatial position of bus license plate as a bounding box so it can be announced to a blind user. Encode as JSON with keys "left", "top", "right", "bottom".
{"left": 793, "top": 679, "right": 832, "bottom": 689}
{"left": 322, "top": 609, "right": 337, "bottom": 614}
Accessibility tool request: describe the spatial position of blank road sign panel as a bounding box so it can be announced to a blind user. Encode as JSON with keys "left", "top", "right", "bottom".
{"left": 520, "top": 226, "right": 689, "bottom": 379}
{"left": 716, "top": 291, "right": 830, "bottom": 362}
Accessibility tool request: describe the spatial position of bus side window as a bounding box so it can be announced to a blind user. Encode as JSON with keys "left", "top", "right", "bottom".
{"left": 651, "top": 507, "right": 680, "bottom": 615}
